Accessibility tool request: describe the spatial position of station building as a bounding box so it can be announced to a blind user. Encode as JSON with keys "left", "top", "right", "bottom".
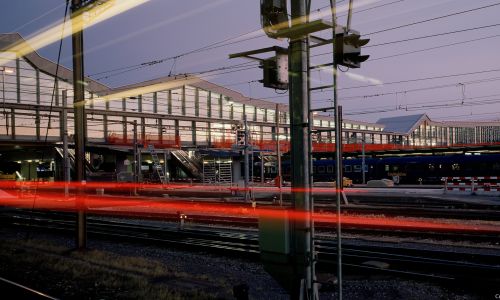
{"left": 1, "top": 33, "right": 499, "bottom": 182}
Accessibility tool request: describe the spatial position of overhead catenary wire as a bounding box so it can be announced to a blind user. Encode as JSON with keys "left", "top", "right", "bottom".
{"left": 365, "top": 1, "right": 500, "bottom": 36}
{"left": 85, "top": 0, "right": 408, "bottom": 81}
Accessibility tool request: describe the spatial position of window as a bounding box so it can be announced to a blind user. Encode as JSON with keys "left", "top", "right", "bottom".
{"left": 452, "top": 163, "right": 460, "bottom": 171}
{"left": 354, "top": 165, "right": 361, "bottom": 172}
{"left": 344, "top": 165, "right": 352, "bottom": 172}
{"left": 327, "top": 165, "right": 334, "bottom": 173}
{"left": 318, "top": 166, "right": 325, "bottom": 173}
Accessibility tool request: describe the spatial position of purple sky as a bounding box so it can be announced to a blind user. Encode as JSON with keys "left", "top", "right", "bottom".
{"left": 2, "top": 0, "right": 500, "bottom": 123}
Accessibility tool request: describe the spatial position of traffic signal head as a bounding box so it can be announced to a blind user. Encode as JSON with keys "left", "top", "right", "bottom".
{"left": 335, "top": 31, "right": 370, "bottom": 68}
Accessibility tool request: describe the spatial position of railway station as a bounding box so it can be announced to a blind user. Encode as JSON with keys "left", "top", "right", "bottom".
{"left": 1, "top": 33, "right": 500, "bottom": 184}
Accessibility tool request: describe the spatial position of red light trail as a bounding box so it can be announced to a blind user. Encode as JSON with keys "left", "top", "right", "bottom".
{"left": 0, "top": 181, "right": 498, "bottom": 235}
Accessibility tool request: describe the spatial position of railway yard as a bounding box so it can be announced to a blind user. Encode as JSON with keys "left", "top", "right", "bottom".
{"left": 0, "top": 183, "right": 499, "bottom": 299}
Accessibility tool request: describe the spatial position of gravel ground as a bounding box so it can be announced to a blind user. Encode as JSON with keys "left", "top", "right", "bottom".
{"left": 0, "top": 226, "right": 496, "bottom": 299}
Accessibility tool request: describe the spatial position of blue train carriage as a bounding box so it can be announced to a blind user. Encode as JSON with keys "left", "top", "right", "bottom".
{"left": 375, "top": 154, "right": 500, "bottom": 184}
{"left": 283, "top": 154, "right": 500, "bottom": 185}
{"left": 282, "top": 159, "right": 359, "bottom": 186}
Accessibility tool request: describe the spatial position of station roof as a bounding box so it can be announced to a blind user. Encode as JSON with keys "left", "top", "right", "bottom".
{"left": 376, "top": 114, "right": 431, "bottom": 134}
{"left": 0, "top": 32, "right": 381, "bottom": 129}
{"left": 0, "top": 33, "right": 109, "bottom": 93}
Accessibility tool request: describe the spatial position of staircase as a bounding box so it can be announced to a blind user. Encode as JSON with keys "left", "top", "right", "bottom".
{"left": 147, "top": 144, "right": 166, "bottom": 184}
{"left": 55, "top": 147, "right": 95, "bottom": 175}
{"left": 170, "top": 150, "right": 202, "bottom": 180}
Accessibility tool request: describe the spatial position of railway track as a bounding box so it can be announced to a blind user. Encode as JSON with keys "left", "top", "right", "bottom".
{"left": 1, "top": 209, "right": 499, "bottom": 286}
{"left": 3, "top": 208, "right": 500, "bottom": 244}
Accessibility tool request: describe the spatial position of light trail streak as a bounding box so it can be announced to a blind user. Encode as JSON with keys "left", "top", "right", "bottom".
{"left": 1, "top": 184, "right": 499, "bottom": 235}
{"left": 0, "top": 181, "right": 367, "bottom": 195}
{"left": 0, "top": 0, "right": 150, "bottom": 67}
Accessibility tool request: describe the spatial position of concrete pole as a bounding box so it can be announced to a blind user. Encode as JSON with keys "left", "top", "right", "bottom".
{"left": 71, "top": 0, "right": 87, "bottom": 249}
{"left": 289, "top": 0, "right": 315, "bottom": 298}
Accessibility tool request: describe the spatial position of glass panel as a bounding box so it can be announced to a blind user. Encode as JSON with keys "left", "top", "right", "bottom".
{"left": 126, "top": 96, "right": 139, "bottom": 112}
{"left": 157, "top": 91, "right": 169, "bottom": 114}
{"left": 196, "top": 122, "right": 208, "bottom": 144}
{"left": 198, "top": 90, "right": 208, "bottom": 118}
{"left": 233, "top": 102, "right": 243, "bottom": 120}
{"left": 142, "top": 93, "right": 154, "bottom": 113}
{"left": 185, "top": 86, "right": 196, "bottom": 116}
{"left": 171, "top": 88, "right": 183, "bottom": 115}
{"left": 14, "top": 109, "right": 37, "bottom": 137}
{"left": 179, "top": 120, "right": 192, "bottom": 143}
{"left": 211, "top": 92, "right": 220, "bottom": 118}
{"left": 87, "top": 114, "right": 104, "bottom": 140}
{"left": 107, "top": 116, "right": 124, "bottom": 143}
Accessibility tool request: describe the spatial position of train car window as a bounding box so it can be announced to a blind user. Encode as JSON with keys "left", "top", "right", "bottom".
{"left": 385, "top": 165, "right": 389, "bottom": 171}
{"left": 452, "top": 163, "right": 460, "bottom": 171}
{"left": 318, "top": 166, "right": 325, "bottom": 173}
{"left": 428, "top": 164, "right": 435, "bottom": 171}
{"left": 392, "top": 165, "right": 399, "bottom": 172}
{"left": 327, "top": 165, "right": 334, "bottom": 173}
{"left": 313, "top": 166, "right": 317, "bottom": 173}
{"left": 344, "top": 165, "right": 352, "bottom": 172}
{"left": 354, "top": 165, "right": 361, "bottom": 172}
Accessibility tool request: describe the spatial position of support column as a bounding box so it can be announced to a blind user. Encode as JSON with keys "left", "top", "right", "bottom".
{"left": 71, "top": 0, "right": 87, "bottom": 250}
{"left": 289, "top": 1, "right": 315, "bottom": 298}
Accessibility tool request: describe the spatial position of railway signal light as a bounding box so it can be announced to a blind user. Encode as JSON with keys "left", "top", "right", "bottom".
{"left": 232, "top": 123, "right": 243, "bottom": 133}
{"left": 237, "top": 130, "right": 246, "bottom": 146}
{"left": 260, "top": 0, "right": 289, "bottom": 39}
{"left": 260, "top": 49, "right": 288, "bottom": 90}
{"left": 335, "top": 31, "right": 370, "bottom": 68}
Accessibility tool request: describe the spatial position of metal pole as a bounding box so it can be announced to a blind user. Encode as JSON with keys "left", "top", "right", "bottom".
{"left": 346, "top": 0, "right": 354, "bottom": 32}
{"left": 276, "top": 103, "right": 282, "bottom": 205}
{"left": 1, "top": 69, "right": 7, "bottom": 135}
{"left": 71, "top": 0, "right": 87, "bottom": 249}
{"left": 290, "top": 0, "right": 315, "bottom": 298}
{"left": 62, "top": 90, "right": 69, "bottom": 196}
{"left": 261, "top": 153, "right": 265, "bottom": 183}
{"left": 362, "top": 137, "right": 365, "bottom": 184}
{"left": 133, "top": 120, "right": 138, "bottom": 195}
{"left": 244, "top": 115, "right": 250, "bottom": 202}
{"left": 330, "top": 0, "right": 343, "bottom": 298}
{"left": 164, "top": 151, "right": 169, "bottom": 182}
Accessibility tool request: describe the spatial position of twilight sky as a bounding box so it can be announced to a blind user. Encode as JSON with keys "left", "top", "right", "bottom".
{"left": 2, "top": 0, "right": 500, "bottom": 123}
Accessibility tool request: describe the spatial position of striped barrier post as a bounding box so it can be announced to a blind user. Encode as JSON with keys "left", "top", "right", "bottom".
{"left": 442, "top": 176, "right": 500, "bottom": 196}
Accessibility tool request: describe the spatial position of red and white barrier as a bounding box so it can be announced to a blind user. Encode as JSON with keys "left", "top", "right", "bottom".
{"left": 443, "top": 176, "right": 500, "bottom": 195}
